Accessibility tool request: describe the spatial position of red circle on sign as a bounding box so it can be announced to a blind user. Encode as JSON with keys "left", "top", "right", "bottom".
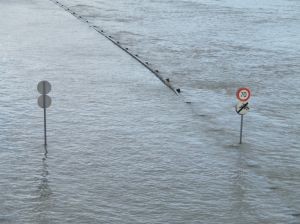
{"left": 236, "top": 87, "right": 251, "bottom": 102}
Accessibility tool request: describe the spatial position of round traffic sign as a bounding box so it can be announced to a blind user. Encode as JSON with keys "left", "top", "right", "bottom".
{"left": 37, "top": 81, "right": 51, "bottom": 95}
{"left": 235, "top": 101, "right": 250, "bottom": 115}
{"left": 38, "top": 95, "right": 52, "bottom": 108}
{"left": 236, "top": 87, "right": 251, "bottom": 102}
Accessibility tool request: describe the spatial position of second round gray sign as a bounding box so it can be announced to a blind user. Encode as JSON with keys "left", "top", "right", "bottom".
{"left": 38, "top": 95, "right": 52, "bottom": 108}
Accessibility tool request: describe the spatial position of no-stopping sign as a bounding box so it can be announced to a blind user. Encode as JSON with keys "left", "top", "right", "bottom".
{"left": 236, "top": 87, "right": 251, "bottom": 102}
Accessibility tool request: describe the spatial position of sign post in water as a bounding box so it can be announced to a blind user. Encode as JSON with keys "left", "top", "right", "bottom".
{"left": 235, "top": 87, "right": 251, "bottom": 144}
{"left": 37, "top": 81, "right": 52, "bottom": 146}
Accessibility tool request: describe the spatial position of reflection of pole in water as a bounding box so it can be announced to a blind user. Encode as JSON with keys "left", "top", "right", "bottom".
{"left": 33, "top": 150, "right": 53, "bottom": 224}
{"left": 39, "top": 151, "right": 51, "bottom": 199}
{"left": 231, "top": 150, "right": 256, "bottom": 217}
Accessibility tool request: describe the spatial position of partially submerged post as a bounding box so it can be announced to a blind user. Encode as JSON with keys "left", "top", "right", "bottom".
{"left": 240, "top": 114, "right": 244, "bottom": 144}
{"left": 235, "top": 87, "right": 251, "bottom": 144}
{"left": 37, "top": 81, "right": 52, "bottom": 146}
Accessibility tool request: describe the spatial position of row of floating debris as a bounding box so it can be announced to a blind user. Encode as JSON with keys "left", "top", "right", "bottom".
{"left": 50, "top": 0, "right": 181, "bottom": 95}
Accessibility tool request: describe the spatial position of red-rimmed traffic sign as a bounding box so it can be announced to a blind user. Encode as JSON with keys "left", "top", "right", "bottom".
{"left": 236, "top": 87, "right": 251, "bottom": 102}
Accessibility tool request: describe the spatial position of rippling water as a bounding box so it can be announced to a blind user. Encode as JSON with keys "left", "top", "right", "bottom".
{"left": 0, "top": 0, "right": 300, "bottom": 223}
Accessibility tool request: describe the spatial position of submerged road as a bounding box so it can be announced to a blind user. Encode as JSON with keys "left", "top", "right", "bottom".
{"left": 0, "top": 0, "right": 299, "bottom": 223}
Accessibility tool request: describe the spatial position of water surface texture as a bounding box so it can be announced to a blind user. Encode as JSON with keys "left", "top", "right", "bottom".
{"left": 0, "top": 0, "right": 299, "bottom": 223}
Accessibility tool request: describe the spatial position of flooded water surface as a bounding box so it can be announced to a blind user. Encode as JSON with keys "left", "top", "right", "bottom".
{"left": 0, "top": 0, "right": 299, "bottom": 223}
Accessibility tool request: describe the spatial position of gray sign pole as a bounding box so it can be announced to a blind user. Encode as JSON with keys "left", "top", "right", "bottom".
{"left": 239, "top": 115, "right": 244, "bottom": 144}
{"left": 43, "top": 82, "right": 47, "bottom": 146}
{"left": 38, "top": 81, "right": 52, "bottom": 146}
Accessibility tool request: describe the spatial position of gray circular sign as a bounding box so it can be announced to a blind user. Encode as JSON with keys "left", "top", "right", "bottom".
{"left": 38, "top": 95, "right": 52, "bottom": 108}
{"left": 37, "top": 81, "right": 51, "bottom": 95}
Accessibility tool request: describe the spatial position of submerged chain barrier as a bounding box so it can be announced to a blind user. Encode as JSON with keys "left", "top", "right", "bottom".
{"left": 49, "top": 0, "right": 181, "bottom": 95}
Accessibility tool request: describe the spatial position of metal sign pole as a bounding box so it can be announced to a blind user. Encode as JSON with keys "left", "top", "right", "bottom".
{"left": 239, "top": 115, "right": 244, "bottom": 144}
{"left": 43, "top": 81, "right": 47, "bottom": 146}
{"left": 44, "top": 102, "right": 47, "bottom": 146}
{"left": 38, "top": 80, "right": 52, "bottom": 146}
